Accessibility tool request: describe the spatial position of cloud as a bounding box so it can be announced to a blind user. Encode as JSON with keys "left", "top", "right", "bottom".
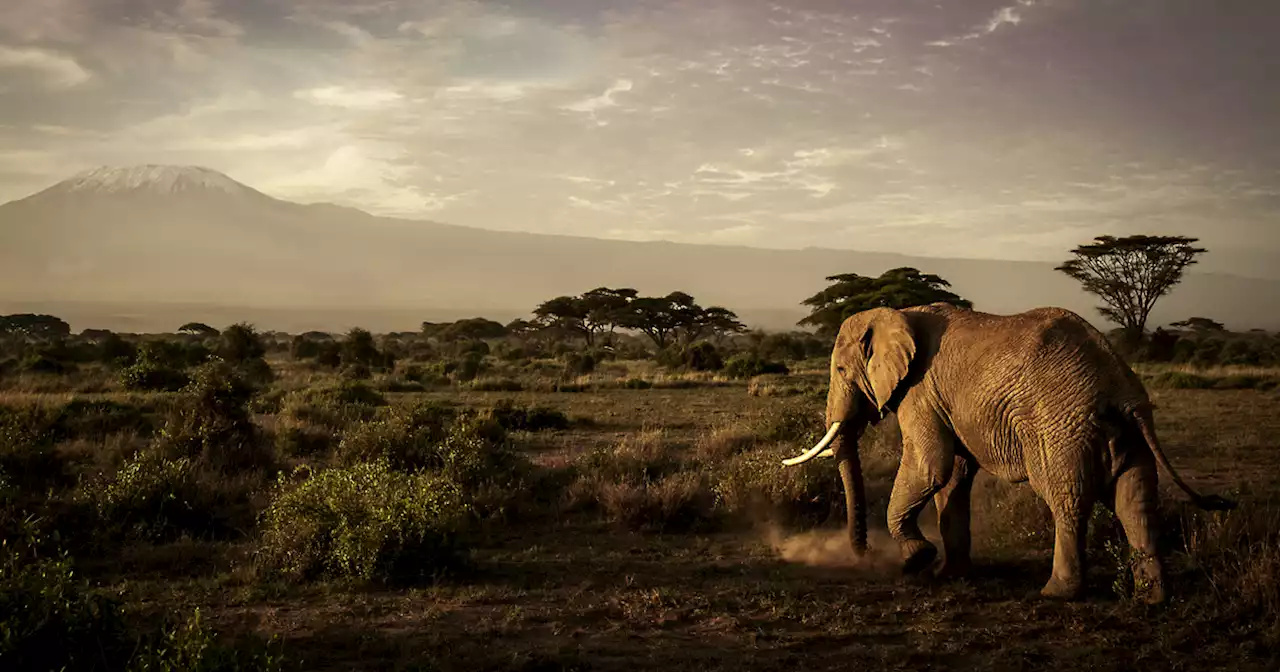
{"left": 0, "top": 0, "right": 1275, "bottom": 275}
{"left": 561, "top": 79, "right": 634, "bottom": 114}
{"left": 296, "top": 86, "right": 404, "bottom": 109}
{"left": 0, "top": 46, "right": 90, "bottom": 88}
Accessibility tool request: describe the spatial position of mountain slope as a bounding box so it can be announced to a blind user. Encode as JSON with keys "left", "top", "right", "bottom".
{"left": 2, "top": 166, "right": 1277, "bottom": 333}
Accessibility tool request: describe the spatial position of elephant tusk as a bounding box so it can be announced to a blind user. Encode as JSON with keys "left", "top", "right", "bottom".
{"left": 781, "top": 421, "right": 842, "bottom": 466}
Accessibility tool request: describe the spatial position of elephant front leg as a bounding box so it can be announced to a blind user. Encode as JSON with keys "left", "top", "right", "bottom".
{"left": 933, "top": 455, "right": 977, "bottom": 579}
{"left": 887, "top": 439, "right": 953, "bottom": 575}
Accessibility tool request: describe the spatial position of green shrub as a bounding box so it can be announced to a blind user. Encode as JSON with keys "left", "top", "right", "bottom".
{"left": 279, "top": 382, "right": 385, "bottom": 432}
{"left": 272, "top": 422, "right": 331, "bottom": 458}
{"left": 0, "top": 405, "right": 66, "bottom": 492}
{"left": 123, "top": 608, "right": 284, "bottom": 672}
{"left": 659, "top": 342, "right": 724, "bottom": 372}
{"left": 0, "top": 522, "right": 128, "bottom": 671}
{"left": 488, "top": 399, "right": 570, "bottom": 432}
{"left": 217, "top": 323, "right": 266, "bottom": 364}
{"left": 87, "top": 452, "right": 230, "bottom": 542}
{"left": 722, "top": 353, "right": 790, "bottom": 379}
{"left": 156, "top": 361, "right": 270, "bottom": 472}
{"left": 1149, "top": 371, "right": 1214, "bottom": 390}
{"left": 621, "top": 378, "right": 653, "bottom": 390}
{"left": 335, "top": 403, "right": 531, "bottom": 515}
{"left": 750, "top": 402, "right": 825, "bottom": 445}
{"left": 335, "top": 402, "right": 472, "bottom": 471}
{"left": 119, "top": 359, "right": 189, "bottom": 392}
{"left": 562, "top": 351, "right": 596, "bottom": 376}
{"left": 255, "top": 460, "right": 468, "bottom": 583}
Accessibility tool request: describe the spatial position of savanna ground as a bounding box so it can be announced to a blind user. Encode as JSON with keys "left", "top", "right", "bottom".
{"left": 4, "top": 354, "right": 1280, "bottom": 672}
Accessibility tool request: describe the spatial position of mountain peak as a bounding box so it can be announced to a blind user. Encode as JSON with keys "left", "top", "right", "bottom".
{"left": 54, "top": 164, "right": 254, "bottom": 197}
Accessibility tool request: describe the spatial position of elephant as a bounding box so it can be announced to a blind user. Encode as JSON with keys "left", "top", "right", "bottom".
{"left": 781, "top": 303, "right": 1235, "bottom": 603}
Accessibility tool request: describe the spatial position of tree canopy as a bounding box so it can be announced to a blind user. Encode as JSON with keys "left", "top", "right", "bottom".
{"left": 798, "top": 267, "right": 972, "bottom": 337}
{"left": 0, "top": 313, "right": 72, "bottom": 340}
{"left": 532, "top": 287, "right": 638, "bottom": 346}
{"left": 1055, "top": 235, "right": 1206, "bottom": 341}
{"left": 1170, "top": 317, "right": 1225, "bottom": 333}
{"left": 178, "top": 322, "right": 220, "bottom": 337}
{"left": 529, "top": 288, "right": 745, "bottom": 349}
{"left": 423, "top": 317, "right": 509, "bottom": 342}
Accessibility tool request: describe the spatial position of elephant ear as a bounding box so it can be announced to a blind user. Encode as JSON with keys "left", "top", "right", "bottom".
{"left": 857, "top": 308, "right": 917, "bottom": 413}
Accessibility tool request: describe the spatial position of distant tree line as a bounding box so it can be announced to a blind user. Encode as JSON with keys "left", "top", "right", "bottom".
{"left": 1, "top": 233, "right": 1264, "bottom": 385}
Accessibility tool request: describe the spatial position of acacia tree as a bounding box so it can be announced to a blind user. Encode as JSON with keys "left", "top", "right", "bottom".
{"left": 678, "top": 305, "right": 747, "bottom": 345}
{"left": 0, "top": 314, "right": 71, "bottom": 340}
{"left": 1056, "top": 235, "right": 1206, "bottom": 343}
{"left": 798, "top": 267, "right": 972, "bottom": 337}
{"left": 532, "top": 287, "right": 638, "bottom": 346}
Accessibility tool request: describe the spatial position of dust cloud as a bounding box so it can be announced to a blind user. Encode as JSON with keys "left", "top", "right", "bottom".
{"left": 764, "top": 523, "right": 942, "bottom": 574}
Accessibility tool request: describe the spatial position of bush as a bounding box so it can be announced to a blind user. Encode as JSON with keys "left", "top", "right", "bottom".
{"left": 1149, "top": 371, "right": 1214, "bottom": 390}
{"left": 86, "top": 451, "right": 237, "bottom": 542}
{"left": 217, "top": 323, "right": 266, "bottom": 364}
{"left": 279, "top": 382, "right": 385, "bottom": 432}
{"left": 0, "top": 522, "right": 128, "bottom": 670}
{"left": 119, "top": 358, "right": 190, "bottom": 392}
{"left": 122, "top": 608, "right": 284, "bottom": 672}
{"left": 0, "top": 404, "right": 67, "bottom": 492}
{"left": 565, "top": 432, "right": 718, "bottom": 532}
{"left": 334, "top": 403, "right": 531, "bottom": 514}
{"left": 621, "top": 378, "right": 653, "bottom": 390}
{"left": 453, "top": 354, "right": 486, "bottom": 382}
{"left": 488, "top": 399, "right": 570, "bottom": 432}
{"left": 723, "top": 353, "right": 790, "bottom": 379}
{"left": 594, "top": 471, "right": 718, "bottom": 533}
{"left": 155, "top": 361, "right": 269, "bottom": 472}
{"left": 0, "top": 519, "right": 285, "bottom": 671}
{"left": 562, "top": 351, "right": 596, "bottom": 376}
{"left": 750, "top": 402, "right": 825, "bottom": 445}
{"left": 713, "top": 448, "right": 845, "bottom": 526}
{"left": 255, "top": 460, "right": 468, "bottom": 584}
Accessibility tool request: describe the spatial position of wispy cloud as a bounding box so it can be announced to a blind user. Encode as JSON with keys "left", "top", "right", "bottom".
{"left": 0, "top": 46, "right": 90, "bottom": 88}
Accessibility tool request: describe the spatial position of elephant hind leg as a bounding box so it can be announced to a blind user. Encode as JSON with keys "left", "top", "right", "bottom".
{"left": 1029, "top": 448, "right": 1100, "bottom": 599}
{"left": 934, "top": 454, "right": 978, "bottom": 579}
{"left": 1039, "top": 488, "right": 1090, "bottom": 599}
{"left": 1112, "top": 448, "right": 1167, "bottom": 603}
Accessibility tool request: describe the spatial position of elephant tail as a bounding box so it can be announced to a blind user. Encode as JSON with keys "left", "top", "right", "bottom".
{"left": 1130, "top": 403, "right": 1237, "bottom": 511}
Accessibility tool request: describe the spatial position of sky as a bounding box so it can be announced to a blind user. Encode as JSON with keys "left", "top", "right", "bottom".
{"left": 0, "top": 0, "right": 1277, "bottom": 264}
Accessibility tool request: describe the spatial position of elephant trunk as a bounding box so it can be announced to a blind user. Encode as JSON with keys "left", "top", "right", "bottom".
{"left": 833, "top": 427, "right": 869, "bottom": 557}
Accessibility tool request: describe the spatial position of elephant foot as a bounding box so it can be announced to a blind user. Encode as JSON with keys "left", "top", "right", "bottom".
{"left": 900, "top": 539, "right": 938, "bottom": 575}
{"left": 1039, "top": 576, "right": 1084, "bottom": 601}
{"left": 934, "top": 558, "right": 971, "bottom": 581}
{"left": 1131, "top": 570, "right": 1167, "bottom": 605}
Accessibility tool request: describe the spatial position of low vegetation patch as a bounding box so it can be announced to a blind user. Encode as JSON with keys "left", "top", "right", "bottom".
{"left": 255, "top": 459, "right": 468, "bottom": 584}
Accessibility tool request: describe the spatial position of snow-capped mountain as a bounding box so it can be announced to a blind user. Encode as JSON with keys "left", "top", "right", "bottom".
{"left": 1, "top": 165, "right": 1278, "bottom": 333}
{"left": 16, "top": 165, "right": 283, "bottom": 210}
{"left": 54, "top": 165, "right": 256, "bottom": 196}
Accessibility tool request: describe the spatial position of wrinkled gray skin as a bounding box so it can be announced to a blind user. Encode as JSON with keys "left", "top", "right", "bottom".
{"left": 817, "top": 303, "right": 1235, "bottom": 603}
